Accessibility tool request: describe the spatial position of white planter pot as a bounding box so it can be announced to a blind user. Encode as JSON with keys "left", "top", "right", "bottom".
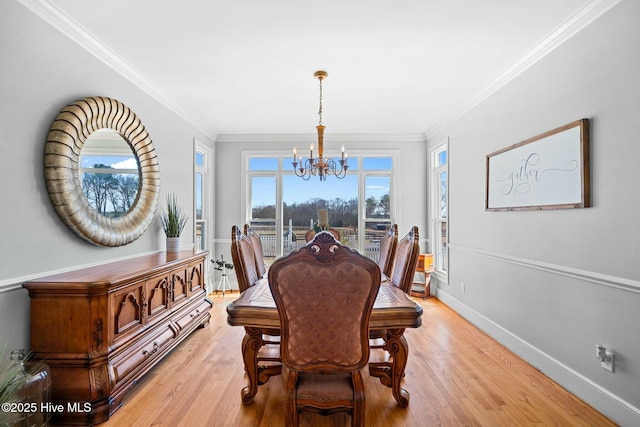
{"left": 166, "top": 237, "right": 180, "bottom": 252}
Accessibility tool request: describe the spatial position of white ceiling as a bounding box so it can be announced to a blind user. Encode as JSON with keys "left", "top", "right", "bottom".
{"left": 30, "top": 0, "right": 612, "bottom": 138}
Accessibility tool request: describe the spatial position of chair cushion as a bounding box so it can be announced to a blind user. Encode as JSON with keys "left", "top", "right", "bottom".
{"left": 296, "top": 372, "right": 354, "bottom": 402}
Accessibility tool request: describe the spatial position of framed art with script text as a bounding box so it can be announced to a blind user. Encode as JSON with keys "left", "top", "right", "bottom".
{"left": 485, "top": 119, "right": 590, "bottom": 211}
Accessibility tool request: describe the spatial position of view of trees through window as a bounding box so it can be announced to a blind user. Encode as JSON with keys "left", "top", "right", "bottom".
{"left": 253, "top": 197, "right": 359, "bottom": 228}
{"left": 247, "top": 155, "right": 394, "bottom": 259}
{"left": 365, "top": 194, "right": 390, "bottom": 218}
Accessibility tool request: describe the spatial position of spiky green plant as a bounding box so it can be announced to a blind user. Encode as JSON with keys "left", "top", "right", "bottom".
{"left": 160, "top": 193, "right": 188, "bottom": 237}
{"left": 0, "top": 346, "right": 25, "bottom": 406}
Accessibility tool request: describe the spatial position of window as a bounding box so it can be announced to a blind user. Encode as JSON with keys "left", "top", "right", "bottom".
{"left": 363, "top": 164, "right": 392, "bottom": 262}
{"left": 194, "top": 141, "right": 213, "bottom": 289}
{"left": 245, "top": 152, "right": 396, "bottom": 261}
{"left": 431, "top": 141, "right": 448, "bottom": 276}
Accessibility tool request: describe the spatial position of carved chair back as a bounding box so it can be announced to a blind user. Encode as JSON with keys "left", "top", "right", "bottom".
{"left": 377, "top": 223, "right": 398, "bottom": 278}
{"left": 304, "top": 227, "right": 341, "bottom": 243}
{"left": 230, "top": 225, "right": 260, "bottom": 293}
{"left": 389, "top": 226, "right": 420, "bottom": 294}
{"left": 269, "top": 231, "right": 381, "bottom": 371}
{"left": 244, "top": 224, "right": 267, "bottom": 277}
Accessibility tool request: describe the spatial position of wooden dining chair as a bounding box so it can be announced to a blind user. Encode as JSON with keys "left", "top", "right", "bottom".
{"left": 370, "top": 226, "right": 419, "bottom": 341}
{"left": 230, "top": 225, "right": 279, "bottom": 328}
{"left": 377, "top": 223, "right": 398, "bottom": 278}
{"left": 244, "top": 224, "right": 267, "bottom": 278}
{"left": 230, "top": 225, "right": 281, "bottom": 343}
{"left": 268, "top": 231, "right": 381, "bottom": 427}
{"left": 230, "top": 225, "right": 261, "bottom": 293}
{"left": 388, "top": 226, "right": 420, "bottom": 294}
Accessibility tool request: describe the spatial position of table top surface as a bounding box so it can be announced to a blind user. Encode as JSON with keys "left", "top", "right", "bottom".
{"left": 226, "top": 278, "right": 423, "bottom": 330}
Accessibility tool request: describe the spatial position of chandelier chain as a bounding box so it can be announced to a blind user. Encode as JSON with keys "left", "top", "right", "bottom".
{"left": 318, "top": 77, "right": 323, "bottom": 126}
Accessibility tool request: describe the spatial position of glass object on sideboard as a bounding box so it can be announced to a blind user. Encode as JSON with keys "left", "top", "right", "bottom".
{"left": 0, "top": 349, "right": 52, "bottom": 427}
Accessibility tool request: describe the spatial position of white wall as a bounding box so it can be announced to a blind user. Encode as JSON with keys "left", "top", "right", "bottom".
{"left": 428, "top": 1, "right": 639, "bottom": 425}
{"left": 0, "top": 2, "right": 215, "bottom": 349}
{"left": 213, "top": 134, "right": 428, "bottom": 289}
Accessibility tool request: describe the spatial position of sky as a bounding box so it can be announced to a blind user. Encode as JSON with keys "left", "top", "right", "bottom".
{"left": 81, "top": 155, "right": 138, "bottom": 170}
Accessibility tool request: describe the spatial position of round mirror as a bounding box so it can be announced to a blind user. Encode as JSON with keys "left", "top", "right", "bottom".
{"left": 45, "top": 96, "right": 160, "bottom": 246}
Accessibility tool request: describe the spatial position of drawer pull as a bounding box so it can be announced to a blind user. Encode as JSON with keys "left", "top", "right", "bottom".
{"left": 189, "top": 309, "right": 201, "bottom": 319}
{"left": 142, "top": 341, "right": 159, "bottom": 357}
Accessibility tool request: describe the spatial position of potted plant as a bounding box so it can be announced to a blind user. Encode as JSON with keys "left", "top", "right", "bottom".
{"left": 160, "top": 193, "right": 188, "bottom": 252}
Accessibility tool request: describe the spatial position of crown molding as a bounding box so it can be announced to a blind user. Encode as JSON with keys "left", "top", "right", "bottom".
{"left": 18, "top": 0, "right": 217, "bottom": 140}
{"left": 425, "top": 0, "right": 623, "bottom": 140}
{"left": 215, "top": 133, "right": 427, "bottom": 144}
{"left": 19, "top": 0, "right": 620, "bottom": 143}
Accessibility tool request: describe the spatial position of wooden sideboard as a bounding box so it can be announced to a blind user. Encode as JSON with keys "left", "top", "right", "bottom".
{"left": 23, "top": 250, "right": 213, "bottom": 426}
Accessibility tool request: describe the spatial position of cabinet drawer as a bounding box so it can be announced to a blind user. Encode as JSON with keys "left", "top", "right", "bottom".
{"left": 175, "top": 299, "right": 211, "bottom": 330}
{"left": 111, "top": 323, "right": 176, "bottom": 384}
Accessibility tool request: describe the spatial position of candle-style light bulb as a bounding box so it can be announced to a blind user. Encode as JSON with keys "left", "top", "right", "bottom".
{"left": 293, "top": 147, "right": 297, "bottom": 156}
{"left": 341, "top": 145, "right": 345, "bottom": 160}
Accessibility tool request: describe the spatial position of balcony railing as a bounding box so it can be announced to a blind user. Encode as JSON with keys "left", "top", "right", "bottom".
{"left": 251, "top": 224, "right": 383, "bottom": 263}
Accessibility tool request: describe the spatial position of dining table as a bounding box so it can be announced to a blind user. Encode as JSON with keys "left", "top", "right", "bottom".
{"left": 226, "top": 277, "right": 423, "bottom": 408}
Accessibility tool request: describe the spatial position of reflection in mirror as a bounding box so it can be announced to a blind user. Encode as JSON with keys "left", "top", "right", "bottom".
{"left": 79, "top": 129, "right": 140, "bottom": 218}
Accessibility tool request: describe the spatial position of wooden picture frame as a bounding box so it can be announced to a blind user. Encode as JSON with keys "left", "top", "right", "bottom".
{"left": 485, "top": 119, "right": 590, "bottom": 211}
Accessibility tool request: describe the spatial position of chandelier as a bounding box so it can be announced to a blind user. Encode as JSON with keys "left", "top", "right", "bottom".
{"left": 292, "top": 71, "right": 348, "bottom": 181}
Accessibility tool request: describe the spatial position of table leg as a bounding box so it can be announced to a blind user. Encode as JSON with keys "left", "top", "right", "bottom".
{"left": 369, "top": 328, "right": 410, "bottom": 408}
{"left": 240, "top": 327, "right": 282, "bottom": 405}
{"left": 240, "top": 327, "right": 262, "bottom": 405}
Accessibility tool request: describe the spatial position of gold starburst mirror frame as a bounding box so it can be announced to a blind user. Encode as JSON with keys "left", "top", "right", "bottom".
{"left": 44, "top": 96, "right": 160, "bottom": 246}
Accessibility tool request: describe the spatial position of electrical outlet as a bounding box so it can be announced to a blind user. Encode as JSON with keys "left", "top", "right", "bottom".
{"left": 601, "top": 355, "right": 614, "bottom": 372}
{"left": 460, "top": 282, "right": 466, "bottom": 293}
{"left": 596, "top": 344, "right": 614, "bottom": 372}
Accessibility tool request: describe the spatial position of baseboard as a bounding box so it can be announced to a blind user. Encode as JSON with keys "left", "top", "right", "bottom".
{"left": 432, "top": 287, "right": 640, "bottom": 426}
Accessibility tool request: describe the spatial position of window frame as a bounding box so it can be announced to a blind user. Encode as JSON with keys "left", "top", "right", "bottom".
{"left": 194, "top": 140, "right": 213, "bottom": 291}
{"left": 431, "top": 139, "right": 449, "bottom": 281}
{"left": 243, "top": 150, "right": 398, "bottom": 257}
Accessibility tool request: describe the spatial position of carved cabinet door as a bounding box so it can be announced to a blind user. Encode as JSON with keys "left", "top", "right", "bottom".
{"left": 188, "top": 259, "right": 205, "bottom": 294}
{"left": 145, "top": 272, "right": 171, "bottom": 325}
{"left": 111, "top": 281, "right": 145, "bottom": 342}
{"left": 171, "top": 267, "right": 189, "bottom": 307}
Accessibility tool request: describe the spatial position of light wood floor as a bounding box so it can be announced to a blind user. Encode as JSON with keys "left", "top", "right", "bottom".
{"left": 101, "top": 293, "right": 615, "bottom": 426}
